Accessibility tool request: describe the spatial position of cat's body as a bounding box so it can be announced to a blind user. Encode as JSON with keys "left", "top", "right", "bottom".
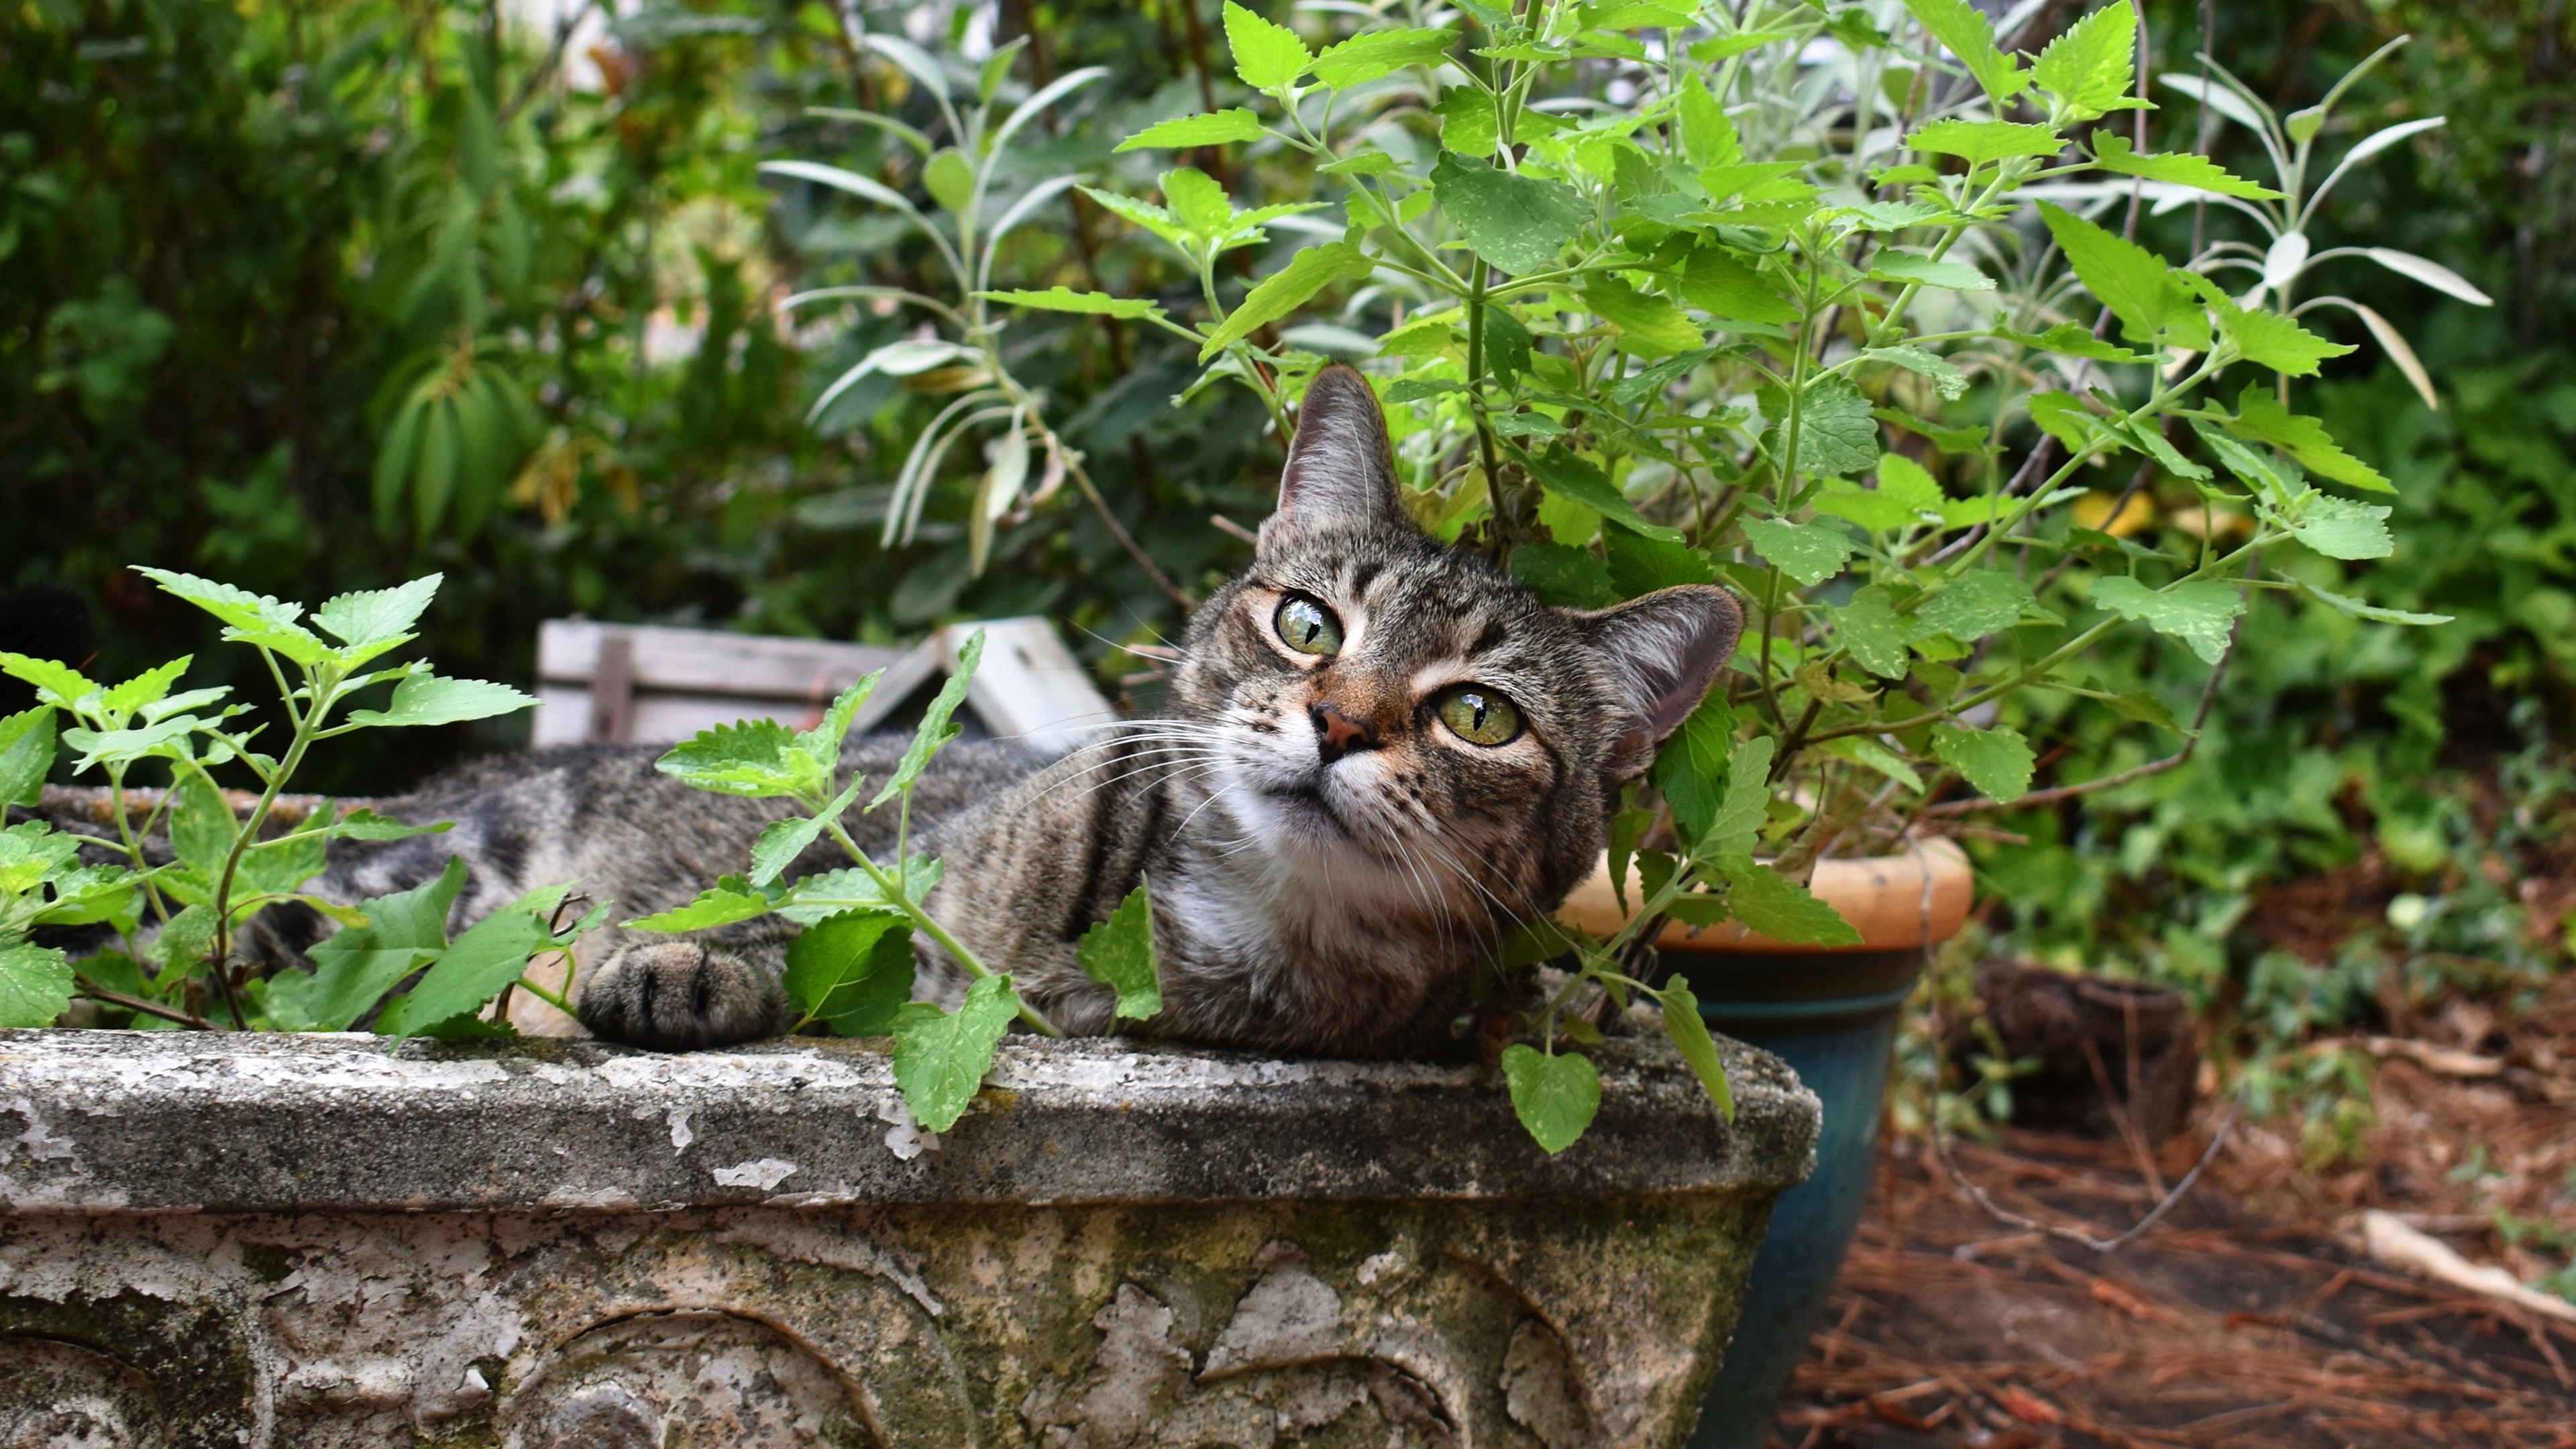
{"left": 250, "top": 366, "right": 1744, "bottom": 1057}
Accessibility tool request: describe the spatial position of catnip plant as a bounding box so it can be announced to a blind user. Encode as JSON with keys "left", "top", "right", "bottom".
{"left": 0, "top": 570, "right": 601, "bottom": 1038}
{"left": 777, "top": 0, "right": 2465, "bottom": 1152}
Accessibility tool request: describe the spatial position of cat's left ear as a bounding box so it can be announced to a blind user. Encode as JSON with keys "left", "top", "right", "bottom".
{"left": 1582, "top": 585, "right": 1744, "bottom": 780}
{"left": 1262, "top": 364, "right": 1410, "bottom": 548}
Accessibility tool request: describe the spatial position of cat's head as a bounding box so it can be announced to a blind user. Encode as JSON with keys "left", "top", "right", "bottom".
{"left": 1171, "top": 364, "right": 1741, "bottom": 932}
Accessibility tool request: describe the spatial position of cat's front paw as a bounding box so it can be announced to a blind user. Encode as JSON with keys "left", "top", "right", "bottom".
{"left": 576, "top": 941, "right": 786, "bottom": 1051}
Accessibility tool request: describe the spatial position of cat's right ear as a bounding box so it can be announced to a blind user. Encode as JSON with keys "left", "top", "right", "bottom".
{"left": 1583, "top": 585, "right": 1744, "bottom": 781}
{"left": 1262, "top": 364, "right": 1410, "bottom": 549}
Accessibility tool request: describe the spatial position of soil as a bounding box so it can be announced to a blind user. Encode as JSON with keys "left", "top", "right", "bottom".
{"left": 1766, "top": 973, "right": 2576, "bottom": 1449}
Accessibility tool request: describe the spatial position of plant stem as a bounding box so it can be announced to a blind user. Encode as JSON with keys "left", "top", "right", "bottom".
{"left": 821, "top": 817, "right": 1062, "bottom": 1036}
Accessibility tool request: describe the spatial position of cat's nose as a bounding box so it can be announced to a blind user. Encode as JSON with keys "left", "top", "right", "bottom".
{"left": 1309, "top": 702, "right": 1381, "bottom": 763}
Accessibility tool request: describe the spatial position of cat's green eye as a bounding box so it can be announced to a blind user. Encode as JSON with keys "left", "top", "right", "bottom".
{"left": 1434, "top": 685, "right": 1521, "bottom": 747}
{"left": 1274, "top": 594, "right": 1342, "bottom": 657}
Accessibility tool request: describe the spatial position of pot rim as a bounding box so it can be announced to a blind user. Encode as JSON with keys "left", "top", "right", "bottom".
{"left": 1557, "top": 838, "right": 1974, "bottom": 955}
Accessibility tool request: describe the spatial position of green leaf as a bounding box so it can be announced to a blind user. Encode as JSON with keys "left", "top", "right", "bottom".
{"left": 2088, "top": 134, "right": 2281, "bottom": 200}
{"left": 1869, "top": 252, "right": 1994, "bottom": 292}
{"left": 784, "top": 910, "right": 916, "bottom": 1036}
{"left": 1705, "top": 735, "right": 1775, "bottom": 859}
{"left": 1741, "top": 519, "right": 1854, "bottom": 586}
{"left": 1651, "top": 695, "right": 1738, "bottom": 841}
{"left": 168, "top": 771, "right": 236, "bottom": 881}
{"left": 290, "top": 857, "right": 468, "bottom": 1032}
{"left": 0, "top": 653, "right": 99, "bottom": 711}
{"left": 327, "top": 807, "right": 453, "bottom": 843}
{"left": 2035, "top": 202, "right": 2209, "bottom": 350}
{"left": 1605, "top": 529, "right": 1714, "bottom": 595}
{"left": 2192, "top": 423, "right": 2300, "bottom": 504}
{"left": 1676, "top": 74, "right": 1741, "bottom": 169}
{"left": 625, "top": 875, "right": 777, "bottom": 932}
{"left": 1519, "top": 445, "right": 1682, "bottom": 542}
{"left": 792, "top": 671, "right": 883, "bottom": 794}
{"left": 1915, "top": 571, "right": 2040, "bottom": 642}
{"left": 0, "top": 707, "right": 54, "bottom": 809}
{"left": 892, "top": 973, "right": 1022, "bottom": 1133}
{"left": 1161, "top": 166, "right": 1233, "bottom": 237}
{"left": 2218, "top": 385, "right": 2392, "bottom": 494}
{"left": 376, "top": 882, "right": 581, "bottom": 1039}
{"left": 1311, "top": 27, "right": 1454, "bottom": 87}
{"left": 2282, "top": 494, "right": 2394, "bottom": 560}
{"left": 1500, "top": 1044, "right": 1601, "bottom": 1155}
{"left": 1676, "top": 246, "right": 1797, "bottom": 324}
{"left": 1222, "top": 0, "right": 1310, "bottom": 89}
{"left": 922, "top": 147, "right": 974, "bottom": 215}
{"left": 0, "top": 820, "right": 80, "bottom": 897}
{"left": 657, "top": 718, "right": 804, "bottom": 799}
{"left": 1862, "top": 345, "right": 1968, "bottom": 398}
{"left": 1116, "top": 109, "right": 1265, "bottom": 152}
{"left": 312, "top": 574, "right": 442, "bottom": 656}
{"left": 1077, "top": 881, "right": 1161, "bottom": 1021}
{"left": 2213, "top": 301, "right": 2355, "bottom": 377}
{"left": 2090, "top": 576, "right": 2244, "bottom": 665}
{"left": 1932, "top": 722, "right": 2035, "bottom": 802}
{"left": 1079, "top": 187, "right": 1192, "bottom": 250}
{"left": 239, "top": 820, "right": 329, "bottom": 900}
{"left": 98, "top": 659, "right": 190, "bottom": 721}
{"left": 1714, "top": 857, "right": 1862, "bottom": 945}
{"left": 1430, "top": 152, "right": 1589, "bottom": 275}
{"left": 2296, "top": 580, "right": 2452, "bottom": 627}
{"left": 0, "top": 943, "right": 72, "bottom": 1028}
{"left": 1876, "top": 453, "right": 1948, "bottom": 512}
{"left": 870, "top": 629, "right": 985, "bottom": 810}
{"left": 1197, "top": 243, "right": 1373, "bottom": 360}
{"left": 1483, "top": 307, "right": 1534, "bottom": 386}
{"left": 1580, "top": 276, "right": 1705, "bottom": 356}
{"left": 1510, "top": 543, "right": 1620, "bottom": 609}
{"left": 777, "top": 857, "right": 945, "bottom": 924}
{"left": 146, "top": 902, "right": 215, "bottom": 975}
{"left": 132, "top": 566, "right": 329, "bottom": 665}
{"left": 345, "top": 672, "right": 538, "bottom": 729}
{"left": 2032, "top": 0, "right": 2141, "bottom": 121}
{"left": 1907, "top": 119, "right": 2061, "bottom": 165}
{"left": 1899, "top": 0, "right": 2029, "bottom": 104}
{"left": 1837, "top": 588, "right": 1912, "bottom": 680}
{"left": 1658, "top": 985, "right": 1735, "bottom": 1122}
{"left": 1782, "top": 374, "right": 1880, "bottom": 478}
{"left": 978, "top": 287, "right": 1168, "bottom": 320}
{"left": 1992, "top": 323, "right": 2157, "bottom": 364}
{"left": 751, "top": 777, "right": 865, "bottom": 886}
{"left": 1433, "top": 89, "right": 1499, "bottom": 157}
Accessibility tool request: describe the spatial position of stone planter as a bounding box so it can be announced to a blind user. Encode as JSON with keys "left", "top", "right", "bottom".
{"left": 0, "top": 1030, "right": 1816, "bottom": 1448}
{"left": 1560, "top": 842, "right": 1975, "bottom": 1449}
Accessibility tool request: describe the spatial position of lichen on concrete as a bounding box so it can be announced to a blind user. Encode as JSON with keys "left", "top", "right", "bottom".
{"left": 0, "top": 1030, "right": 1817, "bottom": 1447}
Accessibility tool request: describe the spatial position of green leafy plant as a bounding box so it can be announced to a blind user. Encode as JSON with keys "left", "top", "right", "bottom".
{"left": 636, "top": 628, "right": 1161, "bottom": 1132}
{"left": 0, "top": 570, "right": 592, "bottom": 1038}
{"left": 786, "top": 1, "right": 2455, "bottom": 1152}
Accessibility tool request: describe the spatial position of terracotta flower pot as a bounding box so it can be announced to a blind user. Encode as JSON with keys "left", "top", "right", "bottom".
{"left": 1559, "top": 839, "right": 1975, "bottom": 1449}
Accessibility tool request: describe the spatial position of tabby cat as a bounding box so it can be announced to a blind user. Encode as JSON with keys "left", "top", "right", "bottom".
{"left": 278, "top": 366, "right": 1743, "bottom": 1057}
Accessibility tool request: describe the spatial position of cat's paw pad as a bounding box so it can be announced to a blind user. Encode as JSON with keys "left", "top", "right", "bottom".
{"left": 577, "top": 941, "right": 785, "bottom": 1051}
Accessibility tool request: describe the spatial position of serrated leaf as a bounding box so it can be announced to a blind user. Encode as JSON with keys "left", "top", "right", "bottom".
{"left": 2219, "top": 384, "right": 2392, "bottom": 494}
{"left": 2091, "top": 576, "right": 2244, "bottom": 664}
{"left": 785, "top": 910, "right": 915, "bottom": 1037}
{"left": 1311, "top": 27, "right": 1454, "bottom": 87}
{"left": 1430, "top": 152, "right": 1589, "bottom": 275}
{"left": 0, "top": 820, "right": 81, "bottom": 897}
{"left": 288, "top": 857, "right": 466, "bottom": 1031}
{"left": 0, "top": 943, "right": 72, "bottom": 1028}
{"left": 1676, "top": 74, "right": 1741, "bottom": 169}
{"left": 1603, "top": 529, "right": 1715, "bottom": 596}
{"left": 1500, "top": 1044, "right": 1600, "bottom": 1155}
{"left": 1116, "top": 109, "right": 1265, "bottom": 152}
{"left": 167, "top": 771, "right": 235, "bottom": 881}
{"left": 751, "top": 777, "right": 865, "bottom": 887}
{"left": 1907, "top": 119, "right": 2061, "bottom": 165}
{"left": 1714, "top": 857, "right": 1862, "bottom": 945}
{"left": 1705, "top": 735, "right": 1775, "bottom": 860}
{"left": 777, "top": 857, "right": 945, "bottom": 924}
{"left": 2297, "top": 580, "right": 2452, "bottom": 627}
{"left": 1519, "top": 445, "right": 1682, "bottom": 542}
{"left": 0, "top": 707, "right": 54, "bottom": 809}
{"left": 1079, "top": 186, "right": 1191, "bottom": 250}
{"left": 2213, "top": 299, "right": 2353, "bottom": 377}
{"left": 97, "top": 659, "right": 189, "bottom": 721}
{"left": 327, "top": 808, "right": 453, "bottom": 843}
{"left": 1992, "top": 323, "right": 2157, "bottom": 364}
{"left": 2033, "top": 0, "right": 2140, "bottom": 121}
{"left": 892, "top": 973, "right": 1021, "bottom": 1132}
{"left": 1222, "top": 0, "right": 1310, "bottom": 89}
{"left": 1077, "top": 881, "right": 1161, "bottom": 1021}
{"left": 2282, "top": 494, "right": 2394, "bottom": 559}
{"left": 1782, "top": 373, "right": 1880, "bottom": 478}
{"left": 1197, "top": 242, "right": 1373, "bottom": 360}
{"left": 1581, "top": 276, "right": 1705, "bottom": 357}
{"left": 978, "top": 287, "right": 1168, "bottom": 319}
{"left": 1862, "top": 345, "right": 1968, "bottom": 398}
{"left": 1915, "top": 571, "right": 2039, "bottom": 642}
{"left": 345, "top": 672, "right": 538, "bottom": 729}
{"left": 0, "top": 652, "right": 100, "bottom": 711}
{"left": 1509, "top": 544, "right": 1620, "bottom": 609}
{"left": 2088, "top": 134, "right": 2280, "bottom": 200}
{"left": 1932, "top": 722, "right": 2035, "bottom": 802}
{"left": 132, "top": 566, "right": 329, "bottom": 665}
{"left": 1652, "top": 695, "right": 1737, "bottom": 842}
{"left": 1900, "top": 0, "right": 2028, "bottom": 104}
{"left": 625, "top": 875, "right": 777, "bottom": 932}
{"left": 313, "top": 575, "right": 443, "bottom": 653}
{"left": 1869, "top": 252, "right": 1994, "bottom": 292}
{"left": 1741, "top": 519, "right": 1854, "bottom": 586}
{"left": 1837, "top": 588, "right": 1912, "bottom": 680}
{"left": 1676, "top": 246, "right": 1797, "bottom": 324}
{"left": 792, "top": 671, "right": 883, "bottom": 792}
{"left": 657, "top": 718, "right": 804, "bottom": 799}
{"left": 2036, "top": 202, "right": 2208, "bottom": 351}
{"left": 376, "top": 882, "right": 580, "bottom": 1038}
{"left": 872, "top": 630, "right": 985, "bottom": 810}
{"left": 1658, "top": 985, "right": 1735, "bottom": 1122}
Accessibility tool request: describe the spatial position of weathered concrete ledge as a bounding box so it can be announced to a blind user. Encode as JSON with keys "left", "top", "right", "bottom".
{"left": 0, "top": 1031, "right": 1817, "bottom": 1448}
